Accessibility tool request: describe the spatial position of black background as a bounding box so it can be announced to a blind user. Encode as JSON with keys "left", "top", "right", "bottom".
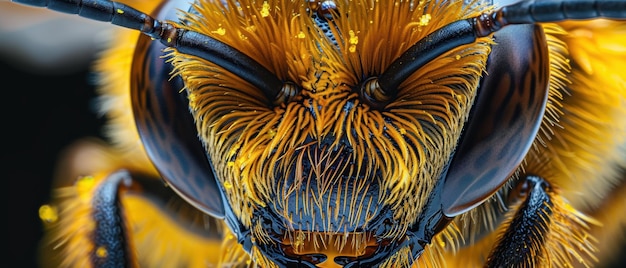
{"left": 2, "top": 59, "right": 106, "bottom": 268}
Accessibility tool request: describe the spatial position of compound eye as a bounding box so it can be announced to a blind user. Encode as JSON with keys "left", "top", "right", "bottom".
{"left": 132, "top": 58, "right": 226, "bottom": 218}
{"left": 359, "top": 77, "right": 392, "bottom": 110}
{"left": 441, "top": 25, "right": 549, "bottom": 217}
{"left": 129, "top": 1, "right": 227, "bottom": 217}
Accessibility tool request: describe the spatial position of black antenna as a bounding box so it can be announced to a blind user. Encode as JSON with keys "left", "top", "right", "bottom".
{"left": 376, "top": 0, "right": 626, "bottom": 97}
{"left": 11, "top": 0, "right": 284, "bottom": 103}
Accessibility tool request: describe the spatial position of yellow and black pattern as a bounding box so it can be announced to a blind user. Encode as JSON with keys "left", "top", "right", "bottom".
{"left": 31, "top": 0, "right": 626, "bottom": 267}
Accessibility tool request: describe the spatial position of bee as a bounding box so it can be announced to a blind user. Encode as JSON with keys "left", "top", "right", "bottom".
{"left": 7, "top": 0, "right": 626, "bottom": 267}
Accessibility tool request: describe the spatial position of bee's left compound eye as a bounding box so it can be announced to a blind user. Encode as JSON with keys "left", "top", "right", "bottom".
{"left": 440, "top": 24, "right": 550, "bottom": 217}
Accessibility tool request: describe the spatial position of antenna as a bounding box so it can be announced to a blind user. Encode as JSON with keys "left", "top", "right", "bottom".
{"left": 376, "top": 0, "right": 626, "bottom": 97}
{"left": 11, "top": 0, "right": 284, "bottom": 102}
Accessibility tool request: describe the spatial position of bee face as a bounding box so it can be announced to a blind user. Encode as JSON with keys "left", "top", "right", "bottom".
{"left": 9, "top": 0, "right": 626, "bottom": 266}
{"left": 169, "top": 0, "right": 491, "bottom": 264}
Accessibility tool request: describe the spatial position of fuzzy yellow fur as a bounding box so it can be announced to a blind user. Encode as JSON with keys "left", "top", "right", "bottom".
{"left": 170, "top": 2, "right": 491, "bottom": 264}
{"left": 37, "top": 0, "right": 626, "bottom": 267}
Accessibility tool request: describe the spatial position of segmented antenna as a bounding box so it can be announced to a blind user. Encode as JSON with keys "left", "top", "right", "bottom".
{"left": 377, "top": 0, "right": 626, "bottom": 97}
{"left": 11, "top": 0, "right": 283, "bottom": 102}
{"left": 12, "top": 0, "right": 626, "bottom": 103}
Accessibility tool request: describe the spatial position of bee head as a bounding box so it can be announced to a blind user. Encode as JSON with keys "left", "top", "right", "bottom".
{"left": 170, "top": 0, "right": 490, "bottom": 265}
{"left": 13, "top": 0, "right": 624, "bottom": 265}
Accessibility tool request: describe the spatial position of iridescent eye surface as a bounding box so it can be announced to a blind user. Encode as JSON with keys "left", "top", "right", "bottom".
{"left": 442, "top": 24, "right": 550, "bottom": 217}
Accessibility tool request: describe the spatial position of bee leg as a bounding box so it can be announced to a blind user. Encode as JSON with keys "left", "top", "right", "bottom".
{"left": 86, "top": 169, "right": 135, "bottom": 267}
{"left": 86, "top": 169, "right": 226, "bottom": 267}
{"left": 38, "top": 168, "right": 139, "bottom": 268}
{"left": 38, "top": 138, "right": 231, "bottom": 267}
{"left": 484, "top": 175, "right": 597, "bottom": 267}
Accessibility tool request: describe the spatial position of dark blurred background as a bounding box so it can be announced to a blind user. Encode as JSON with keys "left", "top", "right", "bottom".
{"left": 2, "top": 62, "right": 105, "bottom": 267}
{"left": 1, "top": 1, "right": 624, "bottom": 268}
{"left": 1, "top": 2, "right": 109, "bottom": 267}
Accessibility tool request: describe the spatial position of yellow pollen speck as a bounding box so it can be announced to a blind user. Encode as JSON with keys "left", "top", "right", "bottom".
{"left": 96, "top": 246, "right": 108, "bottom": 258}
{"left": 188, "top": 93, "right": 197, "bottom": 109}
{"left": 455, "top": 55, "right": 461, "bottom": 60}
{"left": 399, "top": 128, "right": 406, "bottom": 135}
{"left": 260, "top": 1, "right": 270, "bottom": 17}
{"left": 297, "top": 31, "right": 306, "bottom": 39}
{"left": 116, "top": 8, "right": 124, "bottom": 14}
{"left": 293, "top": 231, "right": 306, "bottom": 251}
{"left": 223, "top": 181, "right": 233, "bottom": 189}
{"left": 419, "top": 14, "right": 431, "bottom": 26}
{"left": 167, "top": 37, "right": 172, "bottom": 43}
{"left": 228, "top": 144, "right": 241, "bottom": 157}
{"left": 227, "top": 161, "right": 235, "bottom": 167}
{"left": 438, "top": 240, "right": 446, "bottom": 247}
{"left": 76, "top": 176, "right": 95, "bottom": 193}
{"left": 39, "top": 205, "right": 58, "bottom": 223}
{"left": 455, "top": 94, "right": 465, "bottom": 103}
{"left": 212, "top": 27, "right": 226, "bottom": 36}
{"left": 349, "top": 30, "right": 359, "bottom": 45}
{"left": 268, "top": 128, "right": 277, "bottom": 138}
{"left": 348, "top": 30, "right": 359, "bottom": 53}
